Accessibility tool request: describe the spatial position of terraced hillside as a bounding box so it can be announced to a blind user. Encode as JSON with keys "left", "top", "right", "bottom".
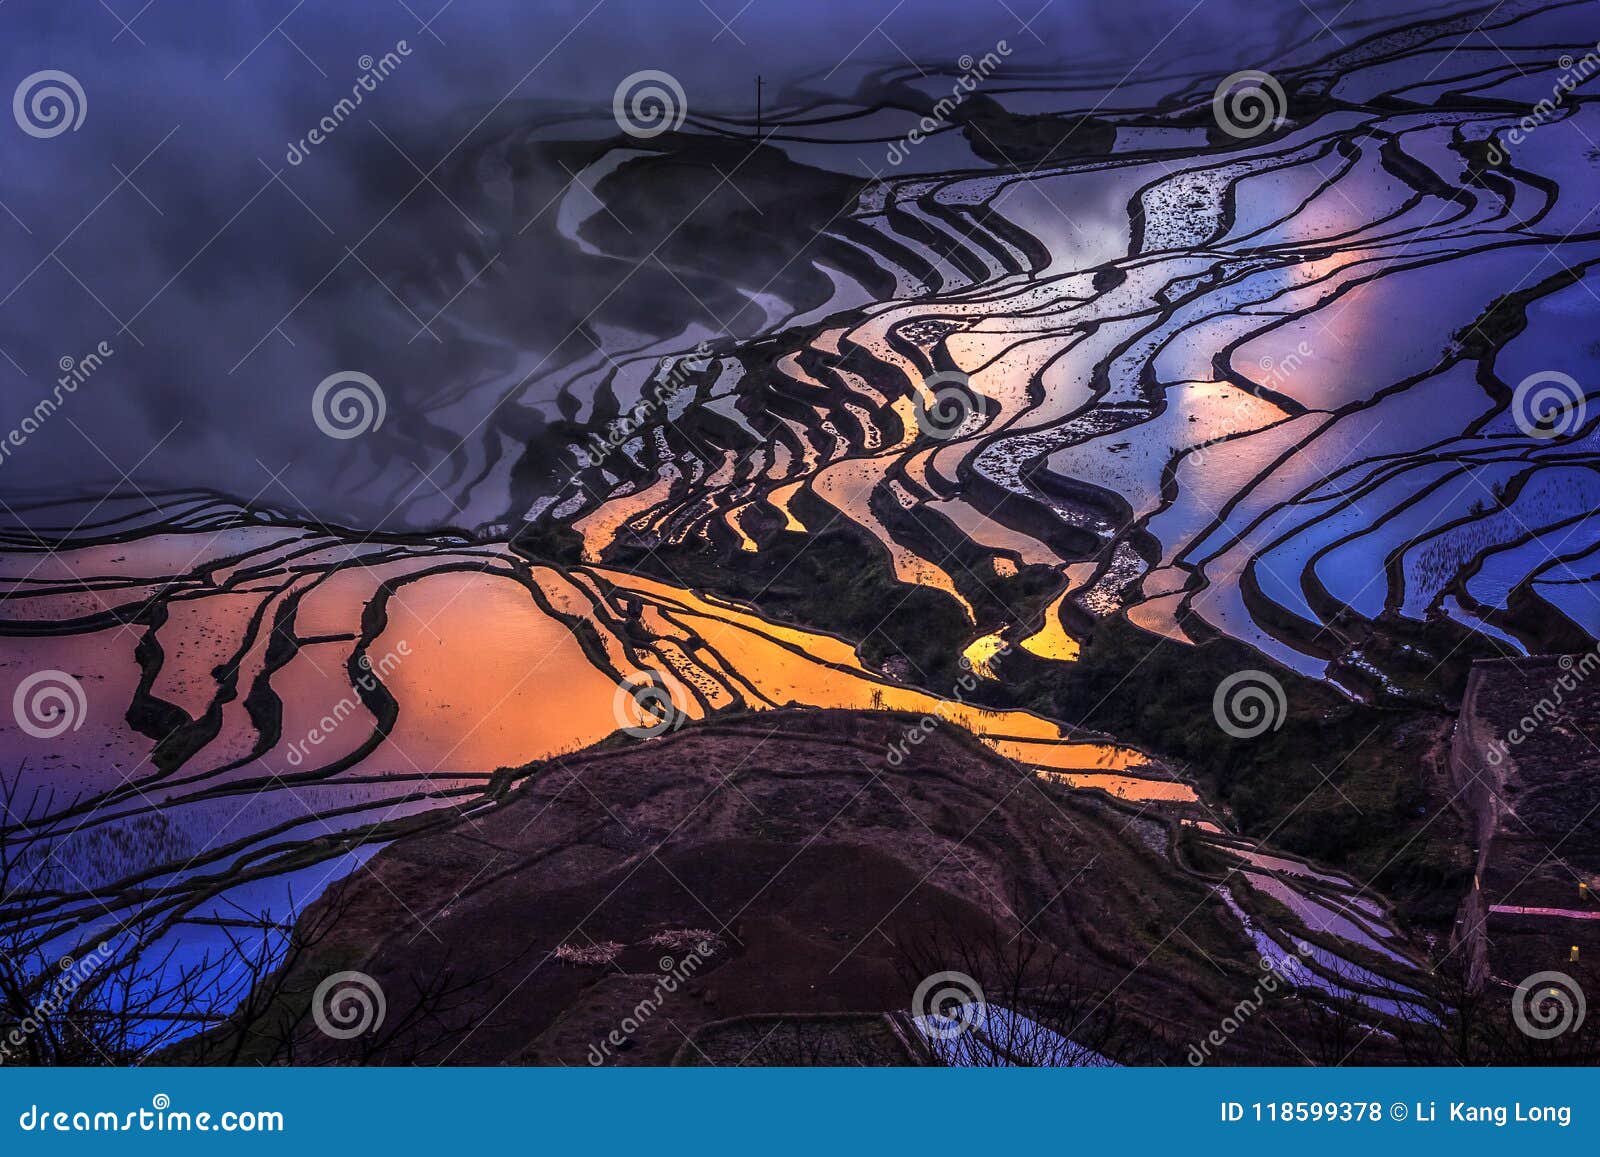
{"left": 1451, "top": 655, "right": 1600, "bottom": 989}
{"left": 3, "top": 0, "right": 1600, "bottom": 1059}
{"left": 174, "top": 710, "right": 1438, "bottom": 1065}
{"left": 528, "top": 0, "right": 1600, "bottom": 690}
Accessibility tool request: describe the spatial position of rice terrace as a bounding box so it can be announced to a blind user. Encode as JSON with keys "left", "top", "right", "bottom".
{"left": 0, "top": 0, "right": 1597, "bottom": 1090}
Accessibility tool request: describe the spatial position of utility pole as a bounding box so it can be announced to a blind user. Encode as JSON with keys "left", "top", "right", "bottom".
{"left": 755, "top": 75, "right": 763, "bottom": 142}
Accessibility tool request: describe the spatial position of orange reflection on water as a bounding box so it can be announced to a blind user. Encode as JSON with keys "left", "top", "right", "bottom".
{"left": 600, "top": 568, "right": 1063, "bottom": 740}
{"left": 575, "top": 471, "right": 676, "bottom": 562}
{"left": 986, "top": 737, "right": 1148, "bottom": 770}
{"left": 1036, "top": 769, "right": 1198, "bottom": 803}
{"left": 373, "top": 570, "right": 622, "bottom": 771}
{"left": 1018, "top": 588, "right": 1081, "bottom": 662}
{"left": 961, "top": 633, "right": 1007, "bottom": 680}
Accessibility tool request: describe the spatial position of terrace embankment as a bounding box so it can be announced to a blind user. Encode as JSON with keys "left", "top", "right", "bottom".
{"left": 1449, "top": 656, "right": 1600, "bottom": 988}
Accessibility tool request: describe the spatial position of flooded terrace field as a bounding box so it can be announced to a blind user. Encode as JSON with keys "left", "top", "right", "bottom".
{"left": 2, "top": 0, "right": 1598, "bottom": 1058}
